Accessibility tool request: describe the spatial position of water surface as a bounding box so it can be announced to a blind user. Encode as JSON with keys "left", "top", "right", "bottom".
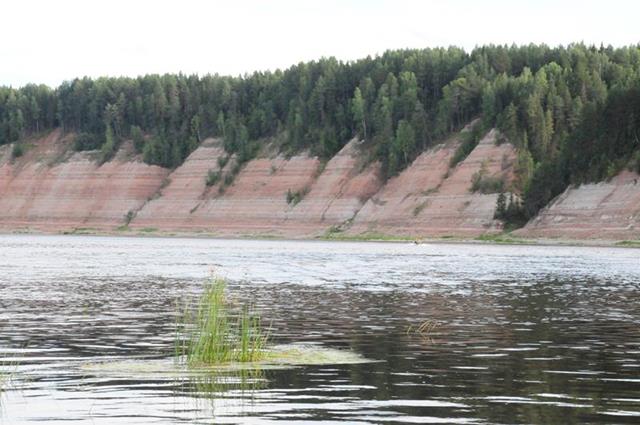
{"left": 1, "top": 235, "right": 639, "bottom": 424}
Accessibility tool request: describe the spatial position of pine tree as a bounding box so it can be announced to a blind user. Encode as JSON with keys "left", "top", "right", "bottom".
{"left": 351, "top": 87, "right": 367, "bottom": 140}
{"left": 100, "top": 124, "right": 116, "bottom": 164}
{"left": 131, "top": 125, "right": 144, "bottom": 153}
{"left": 392, "top": 119, "right": 416, "bottom": 172}
{"left": 494, "top": 192, "right": 507, "bottom": 219}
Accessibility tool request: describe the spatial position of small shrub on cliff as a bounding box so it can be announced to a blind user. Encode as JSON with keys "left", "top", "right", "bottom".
{"left": 223, "top": 172, "right": 234, "bottom": 187}
{"left": 206, "top": 169, "right": 221, "bottom": 186}
{"left": 124, "top": 210, "right": 136, "bottom": 225}
{"left": 470, "top": 160, "right": 505, "bottom": 194}
{"left": 217, "top": 155, "right": 229, "bottom": 169}
{"left": 450, "top": 122, "right": 484, "bottom": 168}
{"left": 73, "top": 133, "right": 101, "bottom": 151}
{"left": 11, "top": 143, "right": 24, "bottom": 159}
{"left": 286, "top": 187, "right": 309, "bottom": 206}
{"left": 471, "top": 173, "right": 505, "bottom": 194}
{"left": 217, "top": 160, "right": 244, "bottom": 193}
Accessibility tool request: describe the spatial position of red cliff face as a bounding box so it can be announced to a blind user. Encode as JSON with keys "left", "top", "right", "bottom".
{"left": 348, "top": 129, "right": 517, "bottom": 237}
{"left": 0, "top": 131, "right": 168, "bottom": 231}
{"left": 280, "top": 139, "right": 383, "bottom": 235}
{"left": 129, "top": 139, "right": 323, "bottom": 236}
{"left": 132, "top": 138, "right": 382, "bottom": 236}
{"left": 19, "top": 127, "right": 636, "bottom": 241}
{"left": 130, "top": 139, "right": 227, "bottom": 231}
{"left": 515, "top": 170, "right": 640, "bottom": 240}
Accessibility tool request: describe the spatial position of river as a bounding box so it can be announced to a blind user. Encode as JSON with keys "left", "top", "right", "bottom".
{"left": 1, "top": 234, "right": 639, "bottom": 424}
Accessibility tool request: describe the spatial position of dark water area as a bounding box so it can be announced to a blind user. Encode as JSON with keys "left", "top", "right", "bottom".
{"left": 1, "top": 234, "right": 639, "bottom": 424}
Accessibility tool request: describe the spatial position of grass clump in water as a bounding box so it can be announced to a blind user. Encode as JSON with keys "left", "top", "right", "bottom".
{"left": 177, "top": 276, "right": 269, "bottom": 366}
{"left": 0, "top": 357, "right": 17, "bottom": 410}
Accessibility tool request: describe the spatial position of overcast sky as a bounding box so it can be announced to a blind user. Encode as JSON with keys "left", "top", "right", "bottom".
{"left": 2, "top": 0, "right": 639, "bottom": 88}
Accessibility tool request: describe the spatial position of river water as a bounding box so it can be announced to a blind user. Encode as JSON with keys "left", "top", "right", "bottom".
{"left": 1, "top": 234, "right": 639, "bottom": 424}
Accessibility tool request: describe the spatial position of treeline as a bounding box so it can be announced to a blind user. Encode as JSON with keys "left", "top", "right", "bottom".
{"left": 0, "top": 48, "right": 468, "bottom": 170}
{"left": 1, "top": 44, "right": 640, "bottom": 222}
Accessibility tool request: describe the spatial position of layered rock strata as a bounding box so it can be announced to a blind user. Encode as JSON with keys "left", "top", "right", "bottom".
{"left": 516, "top": 171, "right": 640, "bottom": 240}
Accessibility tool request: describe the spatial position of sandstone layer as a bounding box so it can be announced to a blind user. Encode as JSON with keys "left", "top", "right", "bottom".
{"left": 348, "top": 129, "right": 517, "bottom": 237}
{"left": 0, "top": 131, "right": 168, "bottom": 231}
{"left": 167, "top": 152, "right": 321, "bottom": 236}
{"left": 130, "top": 138, "right": 227, "bottom": 230}
{"left": 280, "top": 139, "right": 383, "bottom": 235}
{"left": 515, "top": 171, "right": 640, "bottom": 240}
{"left": 12, "top": 127, "right": 626, "bottom": 241}
{"left": 133, "top": 138, "right": 382, "bottom": 236}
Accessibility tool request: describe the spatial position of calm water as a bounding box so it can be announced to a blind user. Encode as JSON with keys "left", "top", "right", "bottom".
{"left": 1, "top": 235, "right": 640, "bottom": 424}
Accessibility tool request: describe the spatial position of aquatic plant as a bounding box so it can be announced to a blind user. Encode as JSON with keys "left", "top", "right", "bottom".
{"left": 0, "top": 359, "right": 16, "bottom": 412}
{"left": 0, "top": 358, "right": 12, "bottom": 392}
{"left": 406, "top": 319, "right": 442, "bottom": 345}
{"left": 187, "top": 367, "right": 267, "bottom": 402}
{"left": 177, "top": 276, "right": 269, "bottom": 366}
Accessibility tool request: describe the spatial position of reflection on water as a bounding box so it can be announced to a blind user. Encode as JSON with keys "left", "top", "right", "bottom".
{"left": 1, "top": 234, "right": 640, "bottom": 424}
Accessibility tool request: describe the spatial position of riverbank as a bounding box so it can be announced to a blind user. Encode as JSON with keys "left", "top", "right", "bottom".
{"left": 4, "top": 130, "right": 640, "bottom": 244}
{"left": 2, "top": 226, "right": 638, "bottom": 249}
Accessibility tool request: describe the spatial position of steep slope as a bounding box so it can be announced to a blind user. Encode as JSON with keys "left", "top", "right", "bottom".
{"left": 0, "top": 131, "right": 169, "bottom": 231}
{"left": 168, "top": 153, "right": 321, "bottom": 236}
{"left": 516, "top": 171, "right": 640, "bottom": 240}
{"left": 348, "top": 129, "right": 517, "bottom": 237}
{"left": 281, "top": 139, "right": 383, "bottom": 235}
{"left": 9, "top": 127, "right": 640, "bottom": 242}
{"left": 130, "top": 138, "right": 227, "bottom": 230}
{"left": 132, "top": 138, "right": 382, "bottom": 236}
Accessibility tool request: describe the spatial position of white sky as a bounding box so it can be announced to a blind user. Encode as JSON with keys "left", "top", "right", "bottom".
{"left": 2, "top": 0, "right": 639, "bottom": 88}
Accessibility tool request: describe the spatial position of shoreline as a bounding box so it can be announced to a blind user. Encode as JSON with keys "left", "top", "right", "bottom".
{"left": 1, "top": 226, "right": 638, "bottom": 249}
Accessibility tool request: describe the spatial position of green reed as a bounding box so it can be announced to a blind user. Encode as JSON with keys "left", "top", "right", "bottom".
{"left": 177, "top": 276, "right": 269, "bottom": 365}
{"left": 0, "top": 358, "right": 16, "bottom": 411}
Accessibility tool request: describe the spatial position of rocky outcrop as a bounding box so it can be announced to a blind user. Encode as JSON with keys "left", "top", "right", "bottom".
{"left": 172, "top": 153, "right": 321, "bottom": 236}
{"left": 0, "top": 131, "right": 169, "bottom": 231}
{"left": 131, "top": 138, "right": 382, "bottom": 236}
{"left": 20, "top": 127, "right": 640, "bottom": 242}
{"left": 280, "top": 139, "right": 383, "bottom": 235}
{"left": 348, "top": 129, "right": 517, "bottom": 237}
{"left": 130, "top": 139, "right": 227, "bottom": 230}
{"left": 515, "top": 171, "right": 640, "bottom": 240}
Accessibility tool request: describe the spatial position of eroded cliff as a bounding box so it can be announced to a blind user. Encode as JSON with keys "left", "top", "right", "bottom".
{"left": 515, "top": 171, "right": 640, "bottom": 240}
{"left": 12, "top": 127, "right": 632, "bottom": 241}
{"left": 348, "top": 129, "right": 516, "bottom": 237}
{"left": 0, "top": 131, "right": 168, "bottom": 231}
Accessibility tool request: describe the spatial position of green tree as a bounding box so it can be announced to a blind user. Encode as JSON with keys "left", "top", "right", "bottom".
{"left": 390, "top": 119, "right": 416, "bottom": 174}
{"left": 494, "top": 192, "right": 507, "bottom": 219}
{"left": 131, "top": 125, "right": 144, "bottom": 153}
{"left": 100, "top": 124, "right": 117, "bottom": 163}
{"left": 351, "top": 87, "right": 367, "bottom": 140}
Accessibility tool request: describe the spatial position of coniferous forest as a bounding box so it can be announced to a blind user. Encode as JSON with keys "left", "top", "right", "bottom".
{"left": 1, "top": 44, "right": 640, "bottom": 224}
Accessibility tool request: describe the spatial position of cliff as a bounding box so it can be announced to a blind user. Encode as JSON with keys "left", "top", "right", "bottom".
{"left": 515, "top": 171, "right": 640, "bottom": 240}
{"left": 0, "top": 131, "right": 168, "bottom": 232}
{"left": 132, "top": 138, "right": 380, "bottom": 237}
{"left": 2, "top": 128, "right": 636, "bottom": 241}
{"left": 349, "top": 129, "right": 515, "bottom": 237}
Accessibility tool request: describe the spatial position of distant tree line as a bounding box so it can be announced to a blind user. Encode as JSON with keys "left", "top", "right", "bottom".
{"left": 1, "top": 44, "right": 640, "bottom": 223}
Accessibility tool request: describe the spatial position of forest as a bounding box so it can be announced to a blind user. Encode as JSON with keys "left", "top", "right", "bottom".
{"left": 1, "top": 44, "right": 640, "bottom": 225}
